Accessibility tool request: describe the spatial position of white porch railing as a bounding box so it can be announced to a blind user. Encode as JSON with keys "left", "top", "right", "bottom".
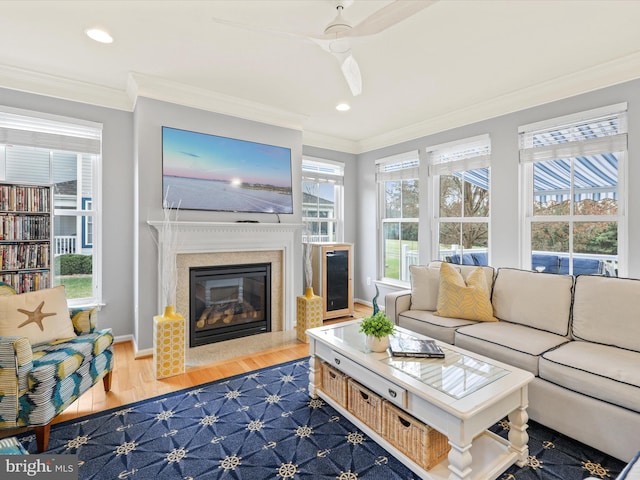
{"left": 302, "top": 234, "right": 332, "bottom": 243}
{"left": 55, "top": 236, "right": 77, "bottom": 256}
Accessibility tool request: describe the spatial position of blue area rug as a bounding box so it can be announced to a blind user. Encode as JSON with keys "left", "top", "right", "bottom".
{"left": 16, "top": 359, "right": 625, "bottom": 479}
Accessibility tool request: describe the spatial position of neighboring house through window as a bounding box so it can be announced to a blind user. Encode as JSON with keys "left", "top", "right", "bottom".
{"left": 519, "top": 103, "right": 627, "bottom": 277}
{"left": 428, "top": 135, "right": 491, "bottom": 266}
{"left": 302, "top": 157, "right": 344, "bottom": 243}
{"left": 0, "top": 107, "right": 102, "bottom": 305}
{"left": 376, "top": 151, "right": 419, "bottom": 284}
{"left": 82, "top": 198, "right": 93, "bottom": 248}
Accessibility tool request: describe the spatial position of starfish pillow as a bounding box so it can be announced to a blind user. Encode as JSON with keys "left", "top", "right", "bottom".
{"left": 0, "top": 285, "right": 76, "bottom": 345}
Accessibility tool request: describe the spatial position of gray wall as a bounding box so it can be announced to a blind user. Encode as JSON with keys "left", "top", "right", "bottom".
{"left": 134, "top": 97, "right": 304, "bottom": 351}
{"left": 355, "top": 78, "right": 640, "bottom": 303}
{"left": 4, "top": 75, "right": 640, "bottom": 350}
{"left": 0, "top": 87, "right": 135, "bottom": 339}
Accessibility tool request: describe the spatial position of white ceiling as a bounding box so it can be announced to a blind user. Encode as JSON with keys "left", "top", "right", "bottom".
{"left": 1, "top": 0, "right": 640, "bottom": 153}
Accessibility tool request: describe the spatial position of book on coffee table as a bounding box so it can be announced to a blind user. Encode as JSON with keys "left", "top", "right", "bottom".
{"left": 389, "top": 336, "right": 445, "bottom": 358}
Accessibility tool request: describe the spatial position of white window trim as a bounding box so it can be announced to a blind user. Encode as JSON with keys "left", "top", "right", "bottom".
{"left": 302, "top": 156, "right": 344, "bottom": 243}
{"left": 427, "top": 135, "right": 491, "bottom": 264}
{"left": 519, "top": 104, "right": 627, "bottom": 276}
{"left": 376, "top": 151, "right": 420, "bottom": 285}
{"left": 0, "top": 105, "right": 102, "bottom": 306}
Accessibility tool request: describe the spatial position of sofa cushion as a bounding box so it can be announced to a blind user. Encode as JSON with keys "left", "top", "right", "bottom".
{"left": 471, "top": 252, "right": 488, "bottom": 266}
{"left": 30, "top": 329, "right": 114, "bottom": 384}
{"left": 540, "top": 341, "right": 640, "bottom": 413}
{"left": 449, "top": 253, "right": 475, "bottom": 265}
{"left": 398, "top": 310, "right": 476, "bottom": 344}
{"left": 435, "top": 262, "right": 496, "bottom": 322}
{"left": 572, "top": 275, "right": 640, "bottom": 353}
{"left": 455, "top": 321, "right": 570, "bottom": 375}
{"left": 532, "top": 254, "right": 560, "bottom": 274}
{"left": 559, "top": 257, "right": 604, "bottom": 275}
{"left": 0, "top": 286, "right": 76, "bottom": 346}
{"left": 491, "top": 268, "right": 573, "bottom": 336}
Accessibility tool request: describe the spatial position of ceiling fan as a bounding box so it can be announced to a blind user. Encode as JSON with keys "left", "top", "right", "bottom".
{"left": 212, "top": 0, "right": 437, "bottom": 96}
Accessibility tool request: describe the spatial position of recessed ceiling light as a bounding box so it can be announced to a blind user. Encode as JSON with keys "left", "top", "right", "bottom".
{"left": 86, "top": 28, "right": 113, "bottom": 44}
{"left": 336, "top": 103, "right": 351, "bottom": 111}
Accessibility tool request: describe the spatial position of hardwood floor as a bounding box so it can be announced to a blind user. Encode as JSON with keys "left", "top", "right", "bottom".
{"left": 2, "top": 302, "right": 372, "bottom": 439}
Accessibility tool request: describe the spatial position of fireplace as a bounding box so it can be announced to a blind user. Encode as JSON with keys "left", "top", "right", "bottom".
{"left": 148, "top": 221, "right": 302, "bottom": 358}
{"left": 189, "top": 263, "right": 271, "bottom": 347}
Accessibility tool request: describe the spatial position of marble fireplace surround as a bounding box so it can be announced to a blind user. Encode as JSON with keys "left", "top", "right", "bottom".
{"left": 177, "top": 250, "right": 282, "bottom": 337}
{"left": 149, "top": 221, "right": 301, "bottom": 349}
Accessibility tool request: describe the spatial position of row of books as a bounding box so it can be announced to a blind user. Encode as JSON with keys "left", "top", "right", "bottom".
{"left": 0, "top": 271, "right": 50, "bottom": 293}
{"left": 0, "top": 243, "right": 50, "bottom": 271}
{"left": 0, "top": 214, "right": 50, "bottom": 241}
{"left": 0, "top": 184, "right": 50, "bottom": 213}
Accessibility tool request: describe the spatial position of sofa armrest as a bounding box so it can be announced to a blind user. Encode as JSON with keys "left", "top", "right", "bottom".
{"left": 0, "top": 336, "right": 33, "bottom": 428}
{"left": 385, "top": 290, "right": 412, "bottom": 324}
{"left": 70, "top": 307, "right": 98, "bottom": 335}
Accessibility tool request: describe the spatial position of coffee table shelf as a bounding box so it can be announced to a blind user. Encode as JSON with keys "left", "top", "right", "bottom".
{"left": 307, "top": 320, "right": 534, "bottom": 480}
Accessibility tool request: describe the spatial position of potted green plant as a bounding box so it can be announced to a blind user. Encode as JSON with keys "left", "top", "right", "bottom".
{"left": 359, "top": 311, "right": 396, "bottom": 352}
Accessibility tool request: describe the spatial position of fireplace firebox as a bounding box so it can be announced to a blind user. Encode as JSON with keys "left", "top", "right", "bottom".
{"left": 189, "top": 263, "right": 271, "bottom": 347}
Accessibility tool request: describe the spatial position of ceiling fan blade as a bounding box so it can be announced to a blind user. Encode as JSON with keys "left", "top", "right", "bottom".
{"left": 349, "top": 0, "right": 438, "bottom": 37}
{"left": 339, "top": 52, "right": 362, "bottom": 96}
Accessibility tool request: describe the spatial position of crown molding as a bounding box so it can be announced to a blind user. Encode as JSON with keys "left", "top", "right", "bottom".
{"left": 127, "top": 72, "right": 307, "bottom": 132}
{"left": 0, "top": 65, "right": 308, "bottom": 132}
{"left": 356, "top": 51, "right": 640, "bottom": 154}
{"left": 0, "top": 64, "right": 132, "bottom": 111}
{"left": 301, "top": 130, "right": 359, "bottom": 154}
{"left": 2, "top": 50, "right": 640, "bottom": 155}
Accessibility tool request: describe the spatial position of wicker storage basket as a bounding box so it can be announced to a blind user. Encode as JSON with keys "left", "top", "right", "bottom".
{"left": 347, "top": 379, "right": 383, "bottom": 432}
{"left": 321, "top": 362, "right": 348, "bottom": 407}
{"left": 382, "top": 401, "right": 450, "bottom": 470}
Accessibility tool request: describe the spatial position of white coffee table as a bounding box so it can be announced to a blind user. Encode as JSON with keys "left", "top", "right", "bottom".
{"left": 306, "top": 320, "right": 534, "bottom": 480}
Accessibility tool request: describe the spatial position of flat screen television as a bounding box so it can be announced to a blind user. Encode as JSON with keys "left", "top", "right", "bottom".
{"left": 162, "top": 126, "right": 294, "bottom": 214}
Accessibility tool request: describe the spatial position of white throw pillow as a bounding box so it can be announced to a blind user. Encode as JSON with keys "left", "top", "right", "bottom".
{"left": 0, "top": 285, "right": 76, "bottom": 345}
{"left": 410, "top": 265, "right": 442, "bottom": 311}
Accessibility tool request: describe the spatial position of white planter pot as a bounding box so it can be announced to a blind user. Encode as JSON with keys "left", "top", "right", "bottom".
{"left": 365, "top": 334, "right": 390, "bottom": 353}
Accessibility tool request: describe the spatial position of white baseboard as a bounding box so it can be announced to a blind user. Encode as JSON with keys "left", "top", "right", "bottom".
{"left": 135, "top": 347, "right": 153, "bottom": 358}
{"left": 113, "top": 334, "right": 153, "bottom": 358}
{"left": 113, "top": 334, "right": 133, "bottom": 344}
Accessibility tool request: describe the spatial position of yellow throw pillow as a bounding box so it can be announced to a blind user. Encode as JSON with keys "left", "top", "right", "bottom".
{"left": 435, "top": 262, "right": 497, "bottom": 322}
{"left": 0, "top": 285, "right": 77, "bottom": 345}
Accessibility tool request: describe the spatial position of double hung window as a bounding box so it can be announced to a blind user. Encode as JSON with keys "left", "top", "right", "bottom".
{"left": 302, "top": 157, "right": 344, "bottom": 243}
{"left": 428, "top": 135, "right": 491, "bottom": 266}
{"left": 376, "top": 152, "right": 419, "bottom": 283}
{"left": 0, "top": 107, "right": 102, "bottom": 304}
{"left": 519, "top": 104, "right": 627, "bottom": 276}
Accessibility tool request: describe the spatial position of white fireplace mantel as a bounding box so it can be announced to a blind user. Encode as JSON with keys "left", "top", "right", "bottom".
{"left": 148, "top": 221, "right": 302, "bottom": 332}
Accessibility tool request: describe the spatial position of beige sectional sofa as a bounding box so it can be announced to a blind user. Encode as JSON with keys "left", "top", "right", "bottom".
{"left": 385, "top": 262, "right": 640, "bottom": 462}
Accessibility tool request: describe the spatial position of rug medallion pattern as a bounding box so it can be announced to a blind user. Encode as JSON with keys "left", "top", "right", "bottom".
{"left": 16, "top": 359, "right": 625, "bottom": 479}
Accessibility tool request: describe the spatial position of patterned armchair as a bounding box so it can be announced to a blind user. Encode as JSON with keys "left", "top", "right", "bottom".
{"left": 0, "top": 283, "right": 114, "bottom": 452}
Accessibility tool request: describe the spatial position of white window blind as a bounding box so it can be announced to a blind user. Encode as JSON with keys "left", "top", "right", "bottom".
{"left": 427, "top": 134, "right": 491, "bottom": 175}
{"left": 376, "top": 151, "right": 419, "bottom": 182}
{"left": 519, "top": 104, "right": 628, "bottom": 163}
{"left": 0, "top": 108, "right": 102, "bottom": 154}
{"left": 302, "top": 157, "right": 344, "bottom": 185}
